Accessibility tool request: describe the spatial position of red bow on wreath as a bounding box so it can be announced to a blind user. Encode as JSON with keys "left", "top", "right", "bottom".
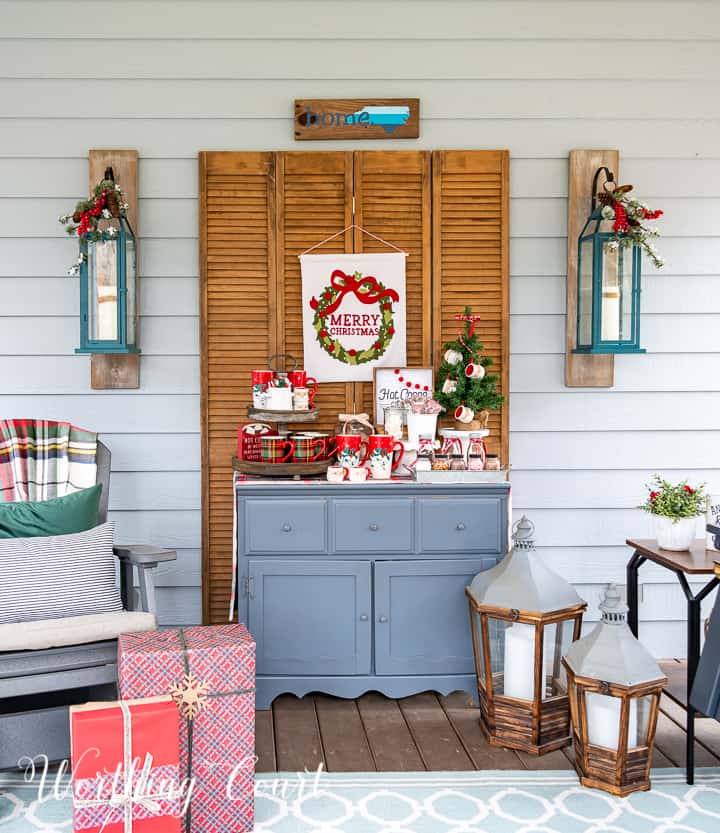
{"left": 312, "top": 269, "right": 400, "bottom": 316}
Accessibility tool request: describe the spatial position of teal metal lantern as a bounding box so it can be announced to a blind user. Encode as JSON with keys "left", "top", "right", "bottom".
{"left": 76, "top": 172, "right": 139, "bottom": 355}
{"left": 574, "top": 168, "right": 645, "bottom": 355}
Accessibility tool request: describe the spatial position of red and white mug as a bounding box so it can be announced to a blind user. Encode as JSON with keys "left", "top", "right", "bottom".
{"left": 455, "top": 404, "right": 475, "bottom": 424}
{"left": 251, "top": 370, "right": 275, "bottom": 408}
{"left": 367, "top": 434, "right": 405, "bottom": 480}
{"left": 465, "top": 362, "right": 485, "bottom": 380}
{"left": 333, "top": 434, "right": 369, "bottom": 468}
{"left": 288, "top": 370, "right": 318, "bottom": 407}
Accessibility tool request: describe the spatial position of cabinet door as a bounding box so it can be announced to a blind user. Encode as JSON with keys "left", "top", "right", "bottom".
{"left": 374, "top": 558, "right": 496, "bottom": 676}
{"left": 248, "top": 559, "right": 371, "bottom": 676}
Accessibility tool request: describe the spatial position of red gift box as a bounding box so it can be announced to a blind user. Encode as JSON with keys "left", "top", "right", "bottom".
{"left": 117, "top": 626, "right": 255, "bottom": 833}
{"left": 70, "top": 695, "right": 183, "bottom": 833}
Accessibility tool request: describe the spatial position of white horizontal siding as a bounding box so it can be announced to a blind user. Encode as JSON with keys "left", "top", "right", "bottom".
{"left": 1, "top": 0, "right": 718, "bottom": 643}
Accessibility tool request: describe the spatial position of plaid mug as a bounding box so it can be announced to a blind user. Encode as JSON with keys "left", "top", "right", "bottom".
{"left": 293, "top": 435, "right": 325, "bottom": 463}
{"left": 261, "top": 435, "right": 295, "bottom": 464}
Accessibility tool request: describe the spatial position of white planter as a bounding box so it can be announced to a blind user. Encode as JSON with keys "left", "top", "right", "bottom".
{"left": 406, "top": 412, "right": 438, "bottom": 445}
{"left": 653, "top": 515, "right": 699, "bottom": 551}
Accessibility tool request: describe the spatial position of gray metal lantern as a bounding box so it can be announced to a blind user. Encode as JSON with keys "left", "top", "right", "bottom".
{"left": 466, "top": 516, "right": 587, "bottom": 755}
{"left": 562, "top": 584, "right": 667, "bottom": 796}
{"left": 574, "top": 167, "right": 645, "bottom": 355}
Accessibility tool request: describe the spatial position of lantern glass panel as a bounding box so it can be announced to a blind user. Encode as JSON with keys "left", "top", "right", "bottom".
{"left": 88, "top": 238, "right": 118, "bottom": 342}
{"left": 542, "top": 620, "right": 574, "bottom": 697}
{"left": 470, "top": 609, "right": 485, "bottom": 685}
{"left": 489, "top": 617, "right": 537, "bottom": 702}
{"left": 126, "top": 235, "right": 136, "bottom": 346}
{"left": 631, "top": 694, "right": 654, "bottom": 749}
{"left": 600, "top": 241, "right": 634, "bottom": 343}
{"left": 578, "top": 236, "right": 594, "bottom": 347}
{"left": 586, "top": 691, "right": 645, "bottom": 751}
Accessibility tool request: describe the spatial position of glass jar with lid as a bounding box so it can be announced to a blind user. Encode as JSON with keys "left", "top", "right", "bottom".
{"left": 485, "top": 454, "right": 501, "bottom": 471}
{"left": 450, "top": 453, "right": 466, "bottom": 471}
{"left": 383, "top": 405, "right": 405, "bottom": 440}
{"left": 431, "top": 453, "right": 450, "bottom": 471}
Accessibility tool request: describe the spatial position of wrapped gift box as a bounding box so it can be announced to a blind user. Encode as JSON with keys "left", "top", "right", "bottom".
{"left": 70, "top": 695, "right": 182, "bottom": 833}
{"left": 118, "top": 625, "right": 255, "bottom": 833}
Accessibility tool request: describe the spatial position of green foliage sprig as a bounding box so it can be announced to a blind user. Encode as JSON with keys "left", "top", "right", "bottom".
{"left": 640, "top": 475, "right": 707, "bottom": 521}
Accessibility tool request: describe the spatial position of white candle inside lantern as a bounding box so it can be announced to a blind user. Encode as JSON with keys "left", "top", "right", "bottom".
{"left": 503, "top": 623, "right": 537, "bottom": 701}
{"left": 586, "top": 692, "right": 638, "bottom": 750}
{"left": 601, "top": 288, "right": 621, "bottom": 341}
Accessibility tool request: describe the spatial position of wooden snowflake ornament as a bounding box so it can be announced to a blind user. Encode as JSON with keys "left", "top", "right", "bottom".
{"left": 170, "top": 672, "right": 210, "bottom": 718}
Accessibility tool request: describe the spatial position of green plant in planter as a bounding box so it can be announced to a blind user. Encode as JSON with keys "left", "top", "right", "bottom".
{"left": 640, "top": 475, "right": 707, "bottom": 522}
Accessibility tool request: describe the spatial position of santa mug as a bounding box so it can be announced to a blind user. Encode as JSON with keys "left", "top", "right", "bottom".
{"left": 465, "top": 362, "right": 486, "bottom": 380}
{"left": 455, "top": 404, "right": 475, "bottom": 424}
{"left": 367, "top": 434, "right": 404, "bottom": 480}
{"left": 288, "top": 371, "right": 318, "bottom": 407}
{"left": 333, "top": 434, "right": 369, "bottom": 468}
{"left": 327, "top": 465, "right": 349, "bottom": 483}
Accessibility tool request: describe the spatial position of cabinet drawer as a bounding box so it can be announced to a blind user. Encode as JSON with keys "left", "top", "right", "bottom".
{"left": 332, "top": 499, "right": 413, "bottom": 553}
{"left": 419, "top": 497, "right": 502, "bottom": 553}
{"left": 245, "top": 499, "right": 327, "bottom": 554}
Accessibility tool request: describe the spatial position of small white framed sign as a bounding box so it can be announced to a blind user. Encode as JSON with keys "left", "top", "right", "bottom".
{"left": 373, "top": 366, "right": 434, "bottom": 425}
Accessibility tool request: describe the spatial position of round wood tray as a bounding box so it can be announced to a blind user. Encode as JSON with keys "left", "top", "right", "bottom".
{"left": 246, "top": 407, "right": 319, "bottom": 423}
{"left": 232, "top": 456, "right": 328, "bottom": 478}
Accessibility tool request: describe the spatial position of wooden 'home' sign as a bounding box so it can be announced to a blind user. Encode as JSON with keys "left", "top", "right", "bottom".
{"left": 295, "top": 99, "right": 420, "bottom": 140}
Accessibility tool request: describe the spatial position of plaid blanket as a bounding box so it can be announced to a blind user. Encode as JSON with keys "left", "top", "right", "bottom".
{"left": 0, "top": 419, "right": 98, "bottom": 502}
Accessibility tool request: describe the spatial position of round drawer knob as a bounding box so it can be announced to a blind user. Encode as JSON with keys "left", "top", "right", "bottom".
{"left": 369, "top": 523, "right": 380, "bottom": 532}
{"left": 456, "top": 522, "right": 466, "bottom": 531}
{"left": 282, "top": 523, "right": 293, "bottom": 532}
{"left": 378, "top": 615, "right": 388, "bottom": 623}
{"left": 359, "top": 614, "right": 369, "bottom": 622}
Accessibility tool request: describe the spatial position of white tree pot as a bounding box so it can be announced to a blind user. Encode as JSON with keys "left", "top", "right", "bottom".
{"left": 653, "top": 515, "right": 699, "bottom": 551}
{"left": 406, "top": 412, "right": 439, "bottom": 445}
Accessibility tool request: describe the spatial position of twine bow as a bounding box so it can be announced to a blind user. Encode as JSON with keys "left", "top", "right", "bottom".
{"left": 315, "top": 270, "right": 399, "bottom": 316}
{"left": 338, "top": 412, "right": 374, "bottom": 434}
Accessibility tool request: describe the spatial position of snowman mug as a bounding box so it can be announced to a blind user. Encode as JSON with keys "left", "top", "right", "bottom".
{"left": 366, "top": 434, "right": 405, "bottom": 480}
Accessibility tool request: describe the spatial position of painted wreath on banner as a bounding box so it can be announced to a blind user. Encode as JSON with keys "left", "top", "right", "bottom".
{"left": 309, "top": 269, "right": 400, "bottom": 365}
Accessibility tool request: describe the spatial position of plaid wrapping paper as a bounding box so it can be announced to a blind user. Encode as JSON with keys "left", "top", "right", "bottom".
{"left": 0, "top": 419, "right": 98, "bottom": 502}
{"left": 70, "top": 696, "right": 183, "bottom": 833}
{"left": 118, "top": 625, "right": 256, "bottom": 833}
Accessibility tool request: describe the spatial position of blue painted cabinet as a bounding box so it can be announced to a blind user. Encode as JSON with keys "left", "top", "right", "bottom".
{"left": 236, "top": 481, "right": 510, "bottom": 709}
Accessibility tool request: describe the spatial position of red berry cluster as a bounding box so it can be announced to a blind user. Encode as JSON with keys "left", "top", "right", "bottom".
{"left": 649, "top": 491, "right": 660, "bottom": 502}
{"left": 684, "top": 484, "right": 696, "bottom": 494}
{"left": 613, "top": 202, "right": 629, "bottom": 233}
{"left": 76, "top": 189, "right": 108, "bottom": 236}
{"left": 642, "top": 208, "right": 664, "bottom": 220}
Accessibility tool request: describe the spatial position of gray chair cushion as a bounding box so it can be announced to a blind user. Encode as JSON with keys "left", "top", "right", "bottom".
{"left": 0, "top": 522, "right": 122, "bottom": 624}
{"left": 0, "top": 611, "right": 155, "bottom": 651}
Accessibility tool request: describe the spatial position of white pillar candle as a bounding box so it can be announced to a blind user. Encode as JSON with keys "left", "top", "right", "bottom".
{"left": 503, "top": 623, "right": 537, "bottom": 701}
{"left": 586, "top": 693, "right": 638, "bottom": 750}
{"left": 601, "top": 289, "right": 621, "bottom": 341}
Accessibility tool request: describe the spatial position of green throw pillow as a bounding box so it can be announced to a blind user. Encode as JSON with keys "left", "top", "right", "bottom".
{"left": 0, "top": 484, "right": 102, "bottom": 539}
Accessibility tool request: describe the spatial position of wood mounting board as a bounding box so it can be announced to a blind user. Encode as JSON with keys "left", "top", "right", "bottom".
{"left": 565, "top": 149, "right": 618, "bottom": 387}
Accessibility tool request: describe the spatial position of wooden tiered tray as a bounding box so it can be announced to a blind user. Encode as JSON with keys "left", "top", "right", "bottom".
{"left": 232, "top": 456, "right": 328, "bottom": 478}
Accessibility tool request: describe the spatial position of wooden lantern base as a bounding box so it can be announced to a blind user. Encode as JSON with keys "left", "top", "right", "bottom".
{"left": 571, "top": 730, "right": 652, "bottom": 796}
{"left": 477, "top": 681, "right": 572, "bottom": 756}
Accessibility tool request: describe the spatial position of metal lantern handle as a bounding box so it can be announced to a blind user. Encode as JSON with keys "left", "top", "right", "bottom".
{"left": 267, "top": 353, "right": 299, "bottom": 373}
{"left": 590, "top": 166, "right": 615, "bottom": 212}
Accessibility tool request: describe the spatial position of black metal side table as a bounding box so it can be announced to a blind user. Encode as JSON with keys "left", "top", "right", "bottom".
{"left": 626, "top": 538, "right": 720, "bottom": 785}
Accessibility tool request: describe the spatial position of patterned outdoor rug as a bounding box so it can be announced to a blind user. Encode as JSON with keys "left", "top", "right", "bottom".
{"left": 1, "top": 768, "right": 720, "bottom": 832}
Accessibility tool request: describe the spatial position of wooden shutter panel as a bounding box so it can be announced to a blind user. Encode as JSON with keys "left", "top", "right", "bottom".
{"left": 432, "top": 150, "right": 510, "bottom": 464}
{"left": 353, "top": 150, "right": 431, "bottom": 415}
{"left": 276, "top": 152, "right": 354, "bottom": 430}
{"left": 199, "top": 151, "right": 277, "bottom": 624}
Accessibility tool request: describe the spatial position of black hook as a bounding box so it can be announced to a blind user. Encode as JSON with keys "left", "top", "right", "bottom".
{"left": 103, "top": 166, "right": 115, "bottom": 182}
{"left": 591, "top": 166, "right": 615, "bottom": 212}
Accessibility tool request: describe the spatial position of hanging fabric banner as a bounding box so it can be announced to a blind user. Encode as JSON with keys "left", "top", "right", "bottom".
{"left": 300, "top": 252, "right": 407, "bottom": 382}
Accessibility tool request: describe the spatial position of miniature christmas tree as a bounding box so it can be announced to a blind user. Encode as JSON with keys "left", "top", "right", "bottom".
{"left": 434, "top": 307, "right": 504, "bottom": 422}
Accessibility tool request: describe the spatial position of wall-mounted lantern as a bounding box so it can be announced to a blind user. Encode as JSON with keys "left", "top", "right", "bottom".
{"left": 75, "top": 168, "right": 139, "bottom": 356}
{"left": 466, "top": 516, "right": 587, "bottom": 755}
{"left": 574, "top": 167, "right": 644, "bottom": 355}
{"left": 563, "top": 584, "right": 667, "bottom": 796}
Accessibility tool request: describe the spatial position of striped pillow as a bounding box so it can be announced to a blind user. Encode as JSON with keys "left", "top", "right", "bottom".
{"left": 0, "top": 522, "right": 123, "bottom": 625}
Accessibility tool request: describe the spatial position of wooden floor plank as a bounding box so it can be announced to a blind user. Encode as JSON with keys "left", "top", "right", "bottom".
{"left": 439, "top": 692, "right": 523, "bottom": 770}
{"left": 254, "top": 709, "right": 276, "bottom": 773}
{"left": 314, "top": 694, "right": 376, "bottom": 772}
{"left": 398, "top": 692, "right": 474, "bottom": 771}
{"left": 272, "top": 694, "right": 325, "bottom": 773}
{"left": 653, "top": 709, "right": 718, "bottom": 768}
{"left": 357, "top": 692, "right": 425, "bottom": 772}
{"left": 661, "top": 693, "right": 720, "bottom": 763}
{"left": 660, "top": 659, "right": 688, "bottom": 708}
